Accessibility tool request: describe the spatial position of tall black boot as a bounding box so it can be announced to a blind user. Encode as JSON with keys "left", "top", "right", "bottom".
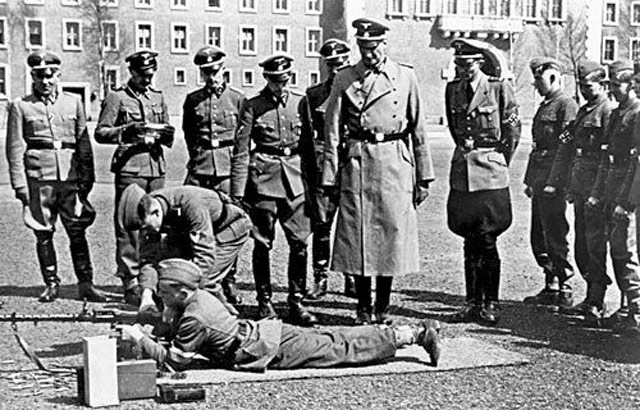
{"left": 253, "top": 243, "right": 277, "bottom": 319}
{"left": 307, "top": 222, "right": 331, "bottom": 300}
{"left": 287, "top": 242, "right": 317, "bottom": 326}
{"left": 453, "top": 244, "right": 480, "bottom": 322}
{"left": 35, "top": 232, "right": 60, "bottom": 303}
{"left": 479, "top": 254, "right": 501, "bottom": 326}
{"left": 375, "top": 276, "right": 393, "bottom": 324}
{"left": 355, "top": 276, "right": 372, "bottom": 324}
{"left": 68, "top": 230, "right": 107, "bottom": 303}
{"left": 222, "top": 261, "right": 243, "bottom": 305}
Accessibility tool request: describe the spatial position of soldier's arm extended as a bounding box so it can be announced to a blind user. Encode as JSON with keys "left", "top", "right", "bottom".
{"left": 5, "top": 100, "right": 28, "bottom": 199}
{"left": 498, "top": 80, "right": 521, "bottom": 165}
{"left": 94, "top": 92, "right": 125, "bottom": 144}
{"left": 74, "top": 96, "right": 95, "bottom": 190}
{"left": 546, "top": 98, "right": 579, "bottom": 189}
{"left": 322, "top": 74, "right": 343, "bottom": 187}
{"left": 230, "top": 99, "right": 253, "bottom": 198}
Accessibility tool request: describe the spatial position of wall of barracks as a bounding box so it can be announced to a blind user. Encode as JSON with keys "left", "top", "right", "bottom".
{"left": 0, "top": 0, "right": 636, "bottom": 126}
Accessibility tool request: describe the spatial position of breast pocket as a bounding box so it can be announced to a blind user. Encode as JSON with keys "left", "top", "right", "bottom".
{"left": 477, "top": 105, "right": 498, "bottom": 129}
{"left": 25, "top": 116, "right": 49, "bottom": 138}
{"left": 62, "top": 114, "right": 77, "bottom": 135}
{"left": 223, "top": 110, "right": 237, "bottom": 129}
{"left": 537, "top": 111, "right": 558, "bottom": 141}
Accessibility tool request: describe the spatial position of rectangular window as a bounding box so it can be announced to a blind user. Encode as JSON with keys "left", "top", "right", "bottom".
{"left": 62, "top": 19, "right": 82, "bottom": 50}
{"left": 289, "top": 71, "right": 298, "bottom": 87}
{"left": 499, "top": 0, "right": 510, "bottom": 16}
{"left": 306, "top": 28, "right": 322, "bottom": 57}
{"left": 0, "top": 18, "right": 7, "bottom": 48}
{"left": 171, "top": 24, "right": 189, "bottom": 53}
{"left": 388, "top": 0, "right": 406, "bottom": 15}
{"left": 242, "top": 69, "right": 254, "bottom": 87}
{"left": 309, "top": 71, "right": 320, "bottom": 86}
{"left": 633, "top": 2, "right": 640, "bottom": 25}
{"left": 306, "top": 0, "right": 321, "bottom": 14}
{"left": 105, "top": 66, "right": 120, "bottom": 92}
{"left": 100, "top": 0, "right": 119, "bottom": 6}
{"left": 172, "top": 0, "right": 187, "bottom": 9}
{"left": 206, "top": 25, "right": 223, "bottom": 47}
{"left": 25, "top": 19, "right": 45, "bottom": 49}
{"left": 223, "top": 69, "right": 231, "bottom": 84}
{"left": 61, "top": 0, "right": 81, "bottom": 5}
{"left": 549, "top": 0, "right": 562, "bottom": 19}
{"left": 273, "top": 27, "right": 289, "bottom": 53}
{"left": 273, "top": 0, "right": 289, "bottom": 13}
{"left": 524, "top": 0, "right": 536, "bottom": 18}
{"left": 0, "top": 65, "right": 8, "bottom": 99}
{"left": 206, "top": 0, "right": 221, "bottom": 10}
{"left": 631, "top": 39, "right": 640, "bottom": 61}
{"left": 239, "top": 25, "right": 256, "bottom": 55}
{"left": 24, "top": 0, "right": 44, "bottom": 4}
{"left": 604, "top": 2, "right": 618, "bottom": 24}
{"left": 103, "top": 21, "right": 118, "bottom": 51}
{"left": 135, "top": 0, "right": 152, "bottom": 8}
{"left": 135, "top": 22, "right": 154, "bottom": 51}
{"left": 416, "top": 0, "right": 432, "bottom": 15}
{"left": 602, "top": 37, "right": 617, "bottom": 62}
{"left": 473, "top": 0, "right": 484, "bottom": 15}
{"left": 446, "top": 0, "right": 457, "bottom": 14}
{"left": 239, "top": 0, "right": 256, "bottom": 12}
{"left": 174, "top": 68, "right": 187, "bottom": 85}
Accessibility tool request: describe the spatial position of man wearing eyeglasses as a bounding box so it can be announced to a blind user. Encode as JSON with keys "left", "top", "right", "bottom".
{"left": 5, "top": 51, "right": 106, "bottom": 303}
{"left": 95, "top": 50, "right": 175, "bottom": 308}
{"left": 445, "top": 39, "right": 521, "bottom": 326}
{"left": 182, "top": 46, "right": 246, "bottom": 307}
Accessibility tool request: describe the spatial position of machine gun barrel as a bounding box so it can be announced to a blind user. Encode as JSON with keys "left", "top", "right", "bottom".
{"left": 0, "top": 308, "right": 161, "bottom": 326}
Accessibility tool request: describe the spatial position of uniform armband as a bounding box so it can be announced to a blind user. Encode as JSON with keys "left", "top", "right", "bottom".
{"left": 558, "top": 130, "right": 573, "bottom": 144}
{"left": 600, "top": 144, "right": 609, "bottom": 151}
{"left": 504, "top": 112, "right": 520, "bottom": 126}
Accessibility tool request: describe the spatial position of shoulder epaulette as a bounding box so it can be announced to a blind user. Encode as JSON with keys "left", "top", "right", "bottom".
{"left": 399, "top": 62, "right": 414, "bottom": 69}
{"left": 290, "top": 89, "right": 305, "bottom": 97}
{"left": 228, "top": 85, "right": 245, "bottom": 95}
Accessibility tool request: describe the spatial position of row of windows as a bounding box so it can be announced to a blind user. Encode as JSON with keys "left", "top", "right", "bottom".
{"left": 20, "top": 0, "right": 323, "bottom": 14}
{"left": 602, "top": 37, "right": 640, "bottom": 63}
{"left": 386, "top": 0, "right": 564, "bottom": 20}
{"left": 0, "top": 19, "right": 323, "bottom": 57}
{"left": 604, "top": 1, "right": 640, "bottom": 26}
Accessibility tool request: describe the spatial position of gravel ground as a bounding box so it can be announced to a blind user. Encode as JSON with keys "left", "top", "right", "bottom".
{"left": 0, "top": 126, "right": 639, "bottom": 409}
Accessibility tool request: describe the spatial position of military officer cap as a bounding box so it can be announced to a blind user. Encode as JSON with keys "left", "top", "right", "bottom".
{"left": 608, "top": 60, "right": 634, "bottom": 83}
{"left": 319, "top": 39, "right": 350, "bottom": 66}
{"left": 27, "top": 51, "right": 61, "bottom": 71}
{"left": 577, "top": 60, "right": 607, "bottom": 84}
{"left": 194, "top": 46, "right": 226, "bottom": 70}
{"left": 451, "top": 39, "right": 486, "bottom": 60}
{"left": 126, "top": 51, "right": 158, "bottom": 72}
{"left": 259, "top": 53, "right": 294, "bottom": 81}
{"left": 529, "top": 57, "right": 563, "bottom": 75}
{"left": 352, "top": 18, "right": 389, "bottom": 43}
{"left": 118, "top": 183, "right": 145, "bottom": 230}
{"left": 157, "top": 258, "right": 202, "bottom": 290}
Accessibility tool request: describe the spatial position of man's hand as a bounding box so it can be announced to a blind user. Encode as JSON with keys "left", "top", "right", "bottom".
{"left": 613, "top": 205, "right": 630, "bottom": 220}
{"left": 542, "top": 185, "right": 557, "bottom": 197}
{"left": 524, "top": 186, "right": 533, "bottom": 198}
{"left": 77, "top": 181, "right": 94, "bottom": 198}
{"left": 414, "top": 181, "right": 430, "bottom": 207}
{"left": 117, "top": 324, "right": 145, "bottom": 342}
{"left": 586, "top": 196, "right": 600, "bottom": 208}
{"left": 122, "top": 121, "right": 146, "bottom": 143}
{"left": 15, "top": 187, "right": 29, "bottom": 205}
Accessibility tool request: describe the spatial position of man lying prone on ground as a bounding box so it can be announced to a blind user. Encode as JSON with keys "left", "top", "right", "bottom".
{"left": 118, "top": 258, "right": 442, "bottom": 371}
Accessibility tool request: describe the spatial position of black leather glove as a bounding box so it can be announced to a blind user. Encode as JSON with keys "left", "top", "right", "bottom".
{"left": 414, "top": 181, "right": 430, "bottom": 207}
{"left": 77, "top": 181, "right": 94, "bottom": 198}
{"left": 158, "top": 125, "right": 176, "bottom": 147}
{"left": 121, "top": 121, "right": 146, "bottom": 143}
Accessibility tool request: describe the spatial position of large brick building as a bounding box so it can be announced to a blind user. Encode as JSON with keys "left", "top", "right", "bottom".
{"left": 0, "top": 1, "right": 634, "bottom": 122}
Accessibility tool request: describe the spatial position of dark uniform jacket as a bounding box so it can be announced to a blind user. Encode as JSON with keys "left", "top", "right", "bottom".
{"left": 182, "top": 84, "right": 245, "bottom": 177}
{"left": 95, "top": 80, "right": 172, "bottom": 176}
{"left": 139, "top": 289, "right": 282, "bottom": 371}
{"left": 592, "top": 97, "right": 640, "bottom": 210}
{"left": 138, "top": 186, "right": 252, "bottom": 280}
{"left": 524, "top": 90, "right": 578, "bottom": 191}
{"left": 553, "top": 94, "right": 614, "bottom": 198}
{"left": 299, "top": 80, "right": 332, "bottom": 187}
{"left": 6, "top": 91, "right": 94, "bottom": 189}
{"left": 445, "top": 71, "right": 521, "bottom": 192}
{"left": 231, "top": 86, "right": 306, "bottom": 200}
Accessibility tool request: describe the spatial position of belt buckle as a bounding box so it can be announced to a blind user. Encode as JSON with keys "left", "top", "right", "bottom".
{"left": 576, "top": 148, "right": 583, "bottom": 157}
{"left": 609, "top": 155, "right": 614, "bottom": 164}
{"left": 375, "top": 132, "right": 384, "bottom": 142}
{"left": 52, "top": 140, "right": 62, "bottom": 150}
{"left": 464, "top": 138, "right": 474, "bottom": 150}
{"left": 211, "top": 139, "right": 220, "bottom": 148}
{"left": 283, "top": 147, "right": 291, "bottom": 156}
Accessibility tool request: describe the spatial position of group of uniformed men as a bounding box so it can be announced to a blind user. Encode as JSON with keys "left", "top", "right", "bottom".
{"left": 6, "top": 15, "right": 640, "bottom": 374}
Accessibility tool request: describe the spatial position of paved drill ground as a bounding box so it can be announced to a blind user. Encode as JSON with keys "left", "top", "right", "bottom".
{"left": 0, "top": 125, "right": 639, "bottom": 409}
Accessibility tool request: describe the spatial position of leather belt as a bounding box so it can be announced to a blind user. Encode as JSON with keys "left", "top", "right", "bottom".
{"left": 461, "top": 138, "right": 500, "bottom": 150}
{"left": 351, "top": 130, "right": 407, "bottom": 143}
{"left": 199, "top": 139, "right": 234, "bottom": 149}
{"left": 27, "top": 141, "right": 76, "bottom": 150}
{"left": 254, "top": 145, "right": 299, "bottom": 156}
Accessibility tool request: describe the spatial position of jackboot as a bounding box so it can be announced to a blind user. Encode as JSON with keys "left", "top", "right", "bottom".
{"left": 355, "top": 276, "right": 372, "bottom": 325}
{"left": 288, "top": 294, "right": 318, "bottom": 326}
{"left": 452, "top": 251, "right": 480, "bottom": 322}
{"left": 69, "top": 231, "right": 107, "bottom": 303}
{"left": 287, "top": 242, "right": 317, "bottom": 326}
{"left": 36, "top": 232, "right": 60, "bottom": 303}
{"left": 344, "top": 274, "right": 357, "bottom": 298}
{"left": 306, "top": 267, "right": 328, "bottom": 301}
{"left": 479, "top": 255, "right": 501, "bottom": 326}
{"left": 222, "top": 262, "right": 243, "bottom": 305}
{"left": 253, "top": 243, "right": 277, "bottom": 319}
{"left": 310, "top": 224, "right": 331, "bottom": 301}
{"left": 374, "top": 276, "right": 393, "bottom": 324}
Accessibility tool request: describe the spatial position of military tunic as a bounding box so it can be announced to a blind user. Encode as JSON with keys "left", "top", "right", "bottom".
{"left": 138, "top": 289, "right": 397, "bottom": 371}
{"left": 95, "top": 80, "right": 172, "bottom": 287}
{"left": 444, "top": 71, "right": 521, "bottom": 304}
{"left": 523, "top": 89, "right": 578, "bottom": 283}
{"left": 182, "top": 84, "right": 245, "bottom": 192}
{"left": 554, "top": 94, "right": 614, "bottom": 302}
{"left": 322, "top": 59, "right": 434, "bottom": 277}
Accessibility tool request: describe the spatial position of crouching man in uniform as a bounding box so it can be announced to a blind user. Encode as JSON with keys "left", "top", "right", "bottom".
{"left": 118, "top": 258, "right": 442, "bottom": 370}
{"left": 118, "top": 185, "right": 252, "bottom": 314}
{"left": 445, "top": 39, "right": 521, "bottom": 326}
{"left": 5, "top": 51, "right": 106, "bottom": 303}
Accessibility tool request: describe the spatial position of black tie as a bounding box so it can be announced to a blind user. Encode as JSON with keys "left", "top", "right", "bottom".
{"left": 466, "top": 82, "right": 474, "bottom": 103}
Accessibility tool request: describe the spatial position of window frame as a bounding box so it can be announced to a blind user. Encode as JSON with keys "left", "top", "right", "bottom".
{"left": 239, "top": 0, "right": 257, "bottom": 13}
{"left": 308, "top": 70, "right": 320, "bottom": 87}
{"left": 174, "top": 67, "right": 188, "bottom": 85}
{"left": 62, "top": 18, "right": 83, "bottom": 51}
{"left": 223, "top": 69, "right": 232, "bottom": 85}
{"left": 171, "top": 0, "right": 188, "bottom": 10}
{"left": 415, "top": 0, "right": 434, "bottom": 17}
{"left": 272, "top": 0, "right": 289, "bottom": 14}
{"left": 25, "top": 18, "right": 46, "bottom": 50}
{"left": 387, "top": 0, "right": 408, "bottom": 17}
{"left": 104, "top": 65, "right": 120, "bottom": 93}
{"left": 239, "top": 24, "right": 257, "bottom": 56}
{"left": 548, "top": 0, "right": 564, "bottom": 21}
{"left": 102, "top": 20, "right": 119, "bottom": 52}
{"left": 603, "top": 1, "right": 619, "bottom": 25}
{"left": 289, "top": 70, "right": 298, "bottom": 87}
{"left": 305, "top": 27, "right": 322, "bottom": 57}
{"left": 24, "top": 0, "right": 44, "bottom": 4}
{"left": 630, "top": 37, "right": 640, "bottom": 61}
{"left": 306, "top": 0, "right": 321, "bottom": 14}
{"left": 99, "top": 0, "right": 119, "bottom": 6}
{"left": 205, "top": 0, "right": 222, "bottom": 11}
{"left": 170, "top": 23, "right": 190, "bottom": 54}
{"left": 242, "top": 69, "right": 255, "bottom": 87}
{"left": 0, "top": 63, "right": 10, "bottom": 100}
{"left": 205, "top": 24, "right": 223, "bottom": 48}
{"left": 633, "top": 1, "right": 640, "bottom": 26}
{"left": 0, "top": 17, "right": 7, "bottom": 49}
{"left": 272, "top": 25, "right": 290, "bottom": 54}
{"left": 61, "top": 0, "right": 82, "bottom": 6}
{"left": 135, "top": 21, "right": 155, "bottom": 52}
{"left": 134, "top": 0, "right": 153, "bottom": 9}
{"left": 602, "top": 36, "right": 618, "bottom": 63}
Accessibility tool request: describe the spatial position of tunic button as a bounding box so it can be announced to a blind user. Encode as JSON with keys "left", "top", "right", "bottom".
{"left": 466, "top": 127, "right": 471, "bottom": 131}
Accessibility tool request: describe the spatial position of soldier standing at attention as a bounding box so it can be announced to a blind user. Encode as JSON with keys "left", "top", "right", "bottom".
{"left": 182, "top": 46, "right": 246, "bottom": 305}
{"left": 5, "top": 51, "right": 106, "bottom": 303}
{"left": 522, "top": 58, "right": 578, "bottom": 310}
{"left": 300, "top": 38, "right": 356, "bottom": 300}
{"left": 322, "top": 18, "right": 435, "bottom": 325}
{"left": 445, "top": 39, "right": 521, "bottom": 326}
{"left": 231, "top": 54, "right": 317, "bottom": 326}
{"left": 558, "top": 61, "right": 614, "bottom": 321}
{"left": 95, "top": 51, "right": 175, "bottom": 307}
